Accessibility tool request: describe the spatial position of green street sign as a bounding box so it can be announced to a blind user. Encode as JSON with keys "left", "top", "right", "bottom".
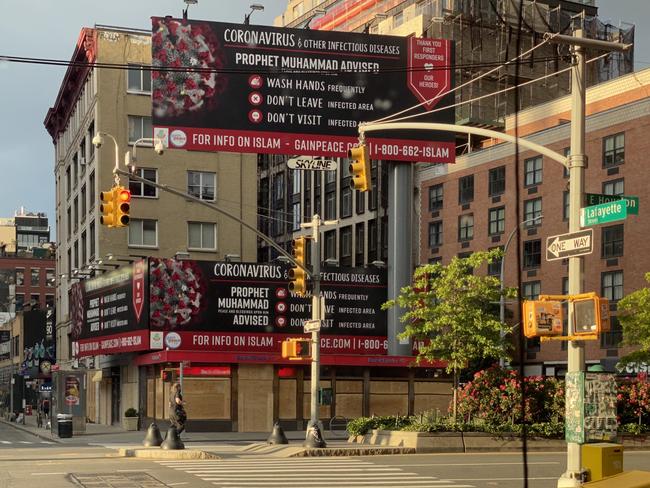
{"left": 584, "top": 193, "right": 639, "bottom": 215}
{"left": 580, "top": 200, "right": 627, "bottom": 227}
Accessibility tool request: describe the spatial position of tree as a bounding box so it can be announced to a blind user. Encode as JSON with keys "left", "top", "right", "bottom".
{"left": 383, "top": 249, "right": 516, "bottom": 421}
{"left": 617, "top": 272, "right": 650, "bottom": 368}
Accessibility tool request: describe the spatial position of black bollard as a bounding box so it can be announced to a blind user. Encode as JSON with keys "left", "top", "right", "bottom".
{"left": 267, "top": 421, "right": 289, "bottom": 445}
{"left": 161, "top": 426, "right": 185, "bottom": 450}
{"left": 143, "top": 422, "right": 164, "bottom": 447}
{"left": 303, "top": 422, "right": 327, "bottom": 448}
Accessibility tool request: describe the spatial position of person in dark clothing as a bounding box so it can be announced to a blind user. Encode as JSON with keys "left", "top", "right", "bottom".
{"left": 169, "top": 382, "right": 187, "bottom": 435}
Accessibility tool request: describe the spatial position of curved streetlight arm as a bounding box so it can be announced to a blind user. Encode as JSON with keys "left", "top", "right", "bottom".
{"left": 359, "top": 122, "right": 569, "bottom": 169}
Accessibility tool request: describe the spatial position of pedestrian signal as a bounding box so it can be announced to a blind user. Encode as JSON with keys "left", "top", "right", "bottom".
{"left": 573, "top": 296, "right": 610, "bottom": 335}
{"left": 281, "top": 338, "right": 311, "bottom": 360}
{"left": 523, "top": 300, "right": 563, "bottom": 338}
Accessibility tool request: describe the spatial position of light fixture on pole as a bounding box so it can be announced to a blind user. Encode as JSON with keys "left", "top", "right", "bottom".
{"left": 244, "top": 4, "right": 264, "bottom": 25}
{"left": 498, "top": 214, "right": 543, "bottom": 367}
{"left": 224, "top": 254, "right": 241, "bottom": 263}
{"left": 182, "top": 0, "right": 198, "bottom": 20}
{"left": 92, "top": 132, "right": 120, "bottom": 175}
{"left": 304, "top": 8, "right": 326, "bottom": 29}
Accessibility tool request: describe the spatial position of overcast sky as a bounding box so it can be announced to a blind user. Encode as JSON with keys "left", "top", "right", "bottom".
{"left": 0, "top": 0, "right": 648, "bottom": 239}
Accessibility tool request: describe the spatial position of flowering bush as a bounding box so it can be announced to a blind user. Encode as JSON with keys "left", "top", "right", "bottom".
{"left": 618, "top": 375, "right": 650, "bottom": 426}
{"left": 152, "top": 17, "right": 227, "bottom": 117}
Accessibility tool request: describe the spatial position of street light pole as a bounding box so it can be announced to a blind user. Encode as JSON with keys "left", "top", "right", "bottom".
{"left": 499, "top": 215, "right": 543, "bottom": 367}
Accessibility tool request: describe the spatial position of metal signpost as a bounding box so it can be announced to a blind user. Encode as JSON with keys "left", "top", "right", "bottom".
{"left": 580, "top": 200, "right": 627, "bottom": 227}
{"left": 546, "top": 229, "right": 593, "bottom": 261}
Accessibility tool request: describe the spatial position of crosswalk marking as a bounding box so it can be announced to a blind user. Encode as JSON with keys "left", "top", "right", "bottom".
{"left": 157, "top": 458, "right": 475, "bottom": 488}
{"left": 0, "top": 440, "right": 55, "bottom": 445}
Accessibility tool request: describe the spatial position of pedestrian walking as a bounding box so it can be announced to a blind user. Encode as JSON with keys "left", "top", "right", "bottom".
{"left": 169, "top": 382, "right": 187, "bottom": 435}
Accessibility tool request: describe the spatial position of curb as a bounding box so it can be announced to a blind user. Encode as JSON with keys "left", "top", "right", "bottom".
{"left": 119, "top": 448, "right": 220, "bottom": 459}
{"left": 0, "top": 418, "right": 61, "bottom": 444}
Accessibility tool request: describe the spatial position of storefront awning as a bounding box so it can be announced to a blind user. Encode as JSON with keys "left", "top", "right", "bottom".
{"left": 134, "top": 350, "right": 446, "bottom": 369}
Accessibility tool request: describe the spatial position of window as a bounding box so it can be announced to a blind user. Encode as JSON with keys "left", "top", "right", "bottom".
{"left": 46, "top": 269, "right": 55, "bottom": 287}
{"left": 428, "top": 221, "right": 442, "bottom": 248}
{"left": 488, "top": 207, "right": 505, "bottom": 235}
{"left": 524, "top": 198, "right": 542, "bottom": 227}
{"left": 73, "top": 197, "right": 79, "bottom": 231}
{"left": 88, "top": 121, "right": 95, "bottom": 160}
{"left": 81, "top": 185, "right": 87, "bottom": 219}
{"left": 89, "top": 220, "right": 96, "bottom": 260}
{"left": 355, "top": 191, "right": 365, "bottom": 214}
{"left": 487, "top": 247, "right": 503, "bottom": 276}
{"left": 524, "top": 156, "right": 543, "bottom": 186}
{"left": 16, "top": 269, "right": 24, "bottom": 286}
{"left": 523, "top": 240, "right": 541, "bottom": 269}
{"left": 602, "top": 225, "right": 624, "bottom": 259}
{"left": 458, "top": 175, "right": 474, "bottom": 204}
{"left": 562, "top": 277, "right": 569, "bottom": 295}
{"left": 563, "top": 147, "right": 570, "bottom": 178}
{"left": 188, "top": 222, "right": 216, "bottom": 250}
{"left": 30, "top": 268, "right": 40, "bottom": 286}
{"left": 324, "top": 230, "right": 336, "bottom": 260}
{"left": 292, "top": 172, "right": 301, "bottom": 195}
{"left": 81, "top": 231, "right": 87, "bottom": 266}
{"left": 489, "top": 166, "right": 505, "bottom": 196}
{"left": 67, "top": 207, "right": 71, "bottom": 238}
{"left": 340, "top": 187, "right": 352, "bottom": 218}
{"left": 187, "top": 171, "right": 215, "bottom": 201}
{"left": 563, "top": 191, "right": 570, "bottom": 221}
{"left": 355, "top": 223, "right": 364, "bottom": 264}
{"left": 340, "top": 226, "right": 352, "bottom": 266}
{"left": 458, "top": 214, "right": 474, "bottom": 241}
{"left": 601, "top": 316, "right": 622, "bottom": 349}
{"left": 129, "top": 219, "right": 158, "bottom": 247}
{"left": 130, "top": 168, "right": 158, "bottom": 198}
{"left": 89, "top": 171, "right": 95, "bottom": 209}
{"left": 325, "top": 191, "right": 336, "bottom": 220}
{"left": 603, "top": 132, "right": 624, "bottom": 168}
{"left": 428, "top": 184, "right": 443, "bottom": 211}
{"left": 15, "top": 294, "right": 24, "bottom": 311}
{"left": 29, "top": 294, "right": 39, "bottom": 307}
{"left": 66, "top": 166, "right": 71, "bottom": 198}
{"left": 80, "top": 139, "right": 87, "bottom": 167}
{"left": 368, "top": 219, "right": 377, "bottom": 261}
{"left": 603, "top": 178, "right": 624, "bottom": 196}
{"left": 128, "top": 115, "right": 153, "bottom": 143}
{"left": 127, "top": 64, "right": 152, "bottom": 93}
{"left": 292, "top": 202, "right": 301, "bottom": 231}
{"left": 523, "top": 281, "right": 541, "bottom": 300}
{"left": 45, "top": 295, "right": 55, "bottom": 308}
{"left": 602, "top": 271, "right": 623, "bottom": 301}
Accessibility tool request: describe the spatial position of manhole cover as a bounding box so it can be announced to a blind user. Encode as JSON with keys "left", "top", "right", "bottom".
{"left": 70, "top": 472, "right": 169, "bottom": 488}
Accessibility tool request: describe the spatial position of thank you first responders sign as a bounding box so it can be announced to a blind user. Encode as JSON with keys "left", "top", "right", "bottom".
{"left": 151, "top": 17, "right": 455, "bottom": 162}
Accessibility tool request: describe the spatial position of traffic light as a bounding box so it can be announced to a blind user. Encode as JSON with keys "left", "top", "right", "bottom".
{"left": 288, "top": 236, "right": 308, "bottom": 296}
{"left": 573, "top": 296, "right": 610, "bottom": 335}
{"left": 114, "top": 186, "right": 131, "bottom": 227}
{"left": 100, "top": 188, "right": 116, "bottom": 227}
{"left": 348, "top": 144, "right": 370, "bottom": 192}
{"left": 281, "top": 338, "right": 311, "bottom": 359}
{"left": 523, "top": 300, "right": 563, "bottom": 338}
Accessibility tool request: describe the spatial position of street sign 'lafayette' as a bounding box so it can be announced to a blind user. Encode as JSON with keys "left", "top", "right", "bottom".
{"left": 287, "top": 156, "right": 338, "bottom": 171}
{"left": 580, "top": 200, "right": 627, "bottom": 227}
{"left": 546, "top": 228, "right": 593, "bottom": 261}
{"left": 584, "top": 193, "right": 639, "bottom": 215}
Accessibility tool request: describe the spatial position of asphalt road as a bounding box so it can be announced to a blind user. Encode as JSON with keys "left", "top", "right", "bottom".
{"left": 0, "top": 421, "right": 57, "bottom": 448}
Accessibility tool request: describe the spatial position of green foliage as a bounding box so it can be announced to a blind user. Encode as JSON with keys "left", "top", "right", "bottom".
{"left": 124, "top": 408, "right": 138, "bottom": 417}
{"left": 618, "top": 272, "right": 650, "bottom": 366}
{"left": 347, "top": 415, "right": 411, "bottom": 436}
{"left": 619, "top": 423, "right": 650, "bottom": 435}
{"left": 383, "top": 249, "right": 516, "bottom": 373}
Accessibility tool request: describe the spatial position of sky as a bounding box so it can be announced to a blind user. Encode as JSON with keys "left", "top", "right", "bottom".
{"left": 0, "top": 0, "right": 648, "bottom": 239}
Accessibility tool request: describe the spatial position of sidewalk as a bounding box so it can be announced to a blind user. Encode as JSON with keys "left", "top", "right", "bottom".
{"left": 1, "top": 413, "right": 349, "bottom": 448}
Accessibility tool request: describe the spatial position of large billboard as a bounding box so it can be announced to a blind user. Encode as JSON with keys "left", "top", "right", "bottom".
{"left": 149, "top": 258, "right": 388, "bottom": 355}
{"left": 151, "top": 17, "right": 455, "bottom": 163}
{"left": 20, "top": 310, "right": 56, "bottom": 378}
{"left": 71, "top": 260, "right": 149, "bottom": 357}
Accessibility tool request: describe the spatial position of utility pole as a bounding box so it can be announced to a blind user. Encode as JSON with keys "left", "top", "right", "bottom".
{"left": 546, "top": 25, "right": 630, "bottom": 487}
{"left": 301, "top": 214, "right": 336, "bottom": 448}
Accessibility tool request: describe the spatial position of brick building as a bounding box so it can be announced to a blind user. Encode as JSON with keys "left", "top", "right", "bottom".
{"left": 418, "top": 67, "right": 650, "bottom": 376}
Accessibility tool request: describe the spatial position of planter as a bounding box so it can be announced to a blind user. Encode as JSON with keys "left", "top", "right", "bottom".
{"left": 122, "top": 416, "right": 139, "bottom": 431}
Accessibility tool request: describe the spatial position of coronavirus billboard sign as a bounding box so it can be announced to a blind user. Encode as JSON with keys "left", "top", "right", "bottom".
{"left": 151, "top": 17, "right": 455, "bottom": 163}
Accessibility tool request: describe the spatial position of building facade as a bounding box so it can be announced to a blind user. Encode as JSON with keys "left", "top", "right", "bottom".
{"left": 44, "top": 26, "right": 257, "bottom": 426}
{"left": 418, "top": 67, "right": 650, "bottom": 376}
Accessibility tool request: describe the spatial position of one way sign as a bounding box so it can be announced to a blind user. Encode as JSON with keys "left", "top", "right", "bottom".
{"left": 546, "top": 229, "right": 593, "bottom": 261}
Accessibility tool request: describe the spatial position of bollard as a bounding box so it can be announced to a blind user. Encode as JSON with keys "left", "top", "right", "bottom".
{"left": 303, "top": 422, "right": 326, "bottom": 448}
{"left": 267, "top": 421, "right": 289, "bottom": 445}
{"left": 161, "top": 426, "right": 185, "bottom": 450}
{"left": 143, "top": 422, "right": 164, "bottom": 447}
